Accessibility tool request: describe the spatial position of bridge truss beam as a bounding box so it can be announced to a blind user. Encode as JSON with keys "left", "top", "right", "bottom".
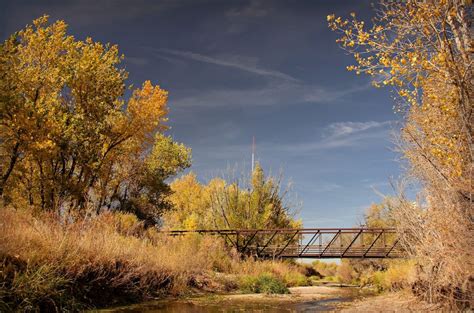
{"left": 163, "top": 228, "right": 403, "bottom": 259}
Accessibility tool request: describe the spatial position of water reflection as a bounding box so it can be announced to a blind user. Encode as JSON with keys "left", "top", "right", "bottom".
{"left": 100, "top": 295, "right": 357, "bottom": 312}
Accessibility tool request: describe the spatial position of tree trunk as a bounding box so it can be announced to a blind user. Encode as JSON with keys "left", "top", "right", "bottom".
{"left": 0, "top": 141, "right": 20, "bottom": 197}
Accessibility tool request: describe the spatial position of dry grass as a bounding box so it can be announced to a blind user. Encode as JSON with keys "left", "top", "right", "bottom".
{"left": 0, "top": 207, "right": 237, "bottom": 310}
{"left": 340, "top": 291, "right": 445, "bottom": 312}
{"left": 0, "top": 207, "right": 311, "bottom": 311}
{"left": 391, "top": 189, "right": 473, "bottom": 308}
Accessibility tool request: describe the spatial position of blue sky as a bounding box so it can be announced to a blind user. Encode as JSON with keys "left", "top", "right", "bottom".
{"left": 2, "top": 0, "right": 405, "bottom": 228}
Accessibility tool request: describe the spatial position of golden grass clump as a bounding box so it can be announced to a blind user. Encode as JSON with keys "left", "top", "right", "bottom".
{"left": 0, "top": 208, "right": 235, "bottom": 310}
{"left": 0, "top": 207, "right": 314, "bottom": 310}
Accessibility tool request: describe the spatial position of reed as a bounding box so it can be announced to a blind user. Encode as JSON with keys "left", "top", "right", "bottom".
{"left": 0, "top": 207, "right": 309, "bottom": 311}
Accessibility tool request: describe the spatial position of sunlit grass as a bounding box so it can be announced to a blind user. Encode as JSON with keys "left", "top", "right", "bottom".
{"left": 0, "top": 207, "right": 310, "bottom": 310}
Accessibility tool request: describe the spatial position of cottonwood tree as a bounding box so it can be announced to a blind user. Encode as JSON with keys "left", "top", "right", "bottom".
{"left": 0, "top": 16, "right": 191, "bottom": 222}
{"left": 329, "top": 0, "right": 472, "bottom": 306}
{"left": 165, "top": 164, "right": 300, "bottom": 231}
{"left": 164, "top": 172, "right": 212, "bottom": 229}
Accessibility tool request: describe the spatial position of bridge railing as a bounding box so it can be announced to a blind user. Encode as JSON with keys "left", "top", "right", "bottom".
{"left": 161, "top": 228, "right": 403, "bottom": 259}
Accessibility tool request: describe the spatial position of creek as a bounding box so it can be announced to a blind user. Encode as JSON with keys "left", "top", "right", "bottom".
{"left": 98, "top": 286, "right": 372, "bottom": 312}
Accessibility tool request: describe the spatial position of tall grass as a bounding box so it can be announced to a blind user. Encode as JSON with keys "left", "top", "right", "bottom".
{"left": 0, "top": 208, "right": 310, "bottom": 311}
{"left": 0, "top": 208, "right": 236, "bottom": 310}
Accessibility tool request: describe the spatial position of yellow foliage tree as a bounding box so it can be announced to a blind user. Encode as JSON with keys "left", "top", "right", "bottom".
{"left": 164, "top": 172, "right": 209, "bottom": 230}
{"left": 0, "top": 16, "right": 191, "bottom": 223}
{"left": 165, "top": 164, "right": 300, "bottom": 231}
{"left": 328, "top": 1, "right": 472, "bottom": 197}
{"left": 329, "top": 1, "right": 472, "bottom": 306}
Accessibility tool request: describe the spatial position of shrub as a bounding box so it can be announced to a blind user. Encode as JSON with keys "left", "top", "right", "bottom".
{"left": 357, "top": 260, "right": 416, "bottom": 292}
{"left": 336, "top": 261, "right": 355, "bottom": 284}
{"left": 113, "top": 212, "right": 144, "bottom": 236}
{"left": 283, "top": 272, "right": 309, "bottom": 287}
{"left": 240, "top": 273, "right": 289, "bottom": 294}
{"left": 312, "top": 260, "right": 338, "bottom": 277}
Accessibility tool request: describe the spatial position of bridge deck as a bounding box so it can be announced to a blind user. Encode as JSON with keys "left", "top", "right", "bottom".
{"left": 163, "top": 228, "right": 403, "bottom": 259}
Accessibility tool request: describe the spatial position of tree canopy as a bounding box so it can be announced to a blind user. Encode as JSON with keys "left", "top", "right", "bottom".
{"left": 329, "top": 0, "right": 472, "bottom": 305}
{"left": 164, "top": 164, "right": 300, "bottom": 230}
{"left": 0, "top": 16, "right": 191, "bottom": 223}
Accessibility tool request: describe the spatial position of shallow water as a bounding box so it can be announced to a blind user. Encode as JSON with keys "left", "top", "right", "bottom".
{"left": 99, "top": 298, "right": 352, "bottom": 313}
{"left": 98, "top": 288, "right": 364, "bottom": 312}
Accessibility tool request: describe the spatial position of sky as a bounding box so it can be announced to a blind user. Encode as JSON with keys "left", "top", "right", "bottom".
{"left": 1, "top": 0, "right": 405, "bottom": 228}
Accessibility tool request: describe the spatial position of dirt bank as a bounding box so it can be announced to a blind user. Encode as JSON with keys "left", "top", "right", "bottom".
{"left": 339, "top": 291, "right": 443, "bottom": 312}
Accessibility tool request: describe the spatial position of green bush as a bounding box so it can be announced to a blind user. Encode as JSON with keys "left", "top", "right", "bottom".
{"left": 284, "top": 272, "right": 309, "bottom": 287}
{"left": 240, "top": 273, "right": 289, "bottom": 294}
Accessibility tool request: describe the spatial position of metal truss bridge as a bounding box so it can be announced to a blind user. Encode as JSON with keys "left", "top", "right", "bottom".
{"left": 165, "top": 228, "right": 403, "bottom": 259}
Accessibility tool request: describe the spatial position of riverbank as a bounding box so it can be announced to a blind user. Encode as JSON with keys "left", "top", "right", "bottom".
{"left": 340, "top": 291, "right": 444, "bottom": 312}
{"left": 216, "top": 286, "right": 366, "bottom": 303}
{"left": 0, "top": 208, "right": 311, "bottom": 311}
{"left": 0, "top": 207, "right": 431, "bottom": 312}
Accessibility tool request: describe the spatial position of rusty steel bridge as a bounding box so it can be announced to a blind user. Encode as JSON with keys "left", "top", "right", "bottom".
{"left": 165, "top": 228, "right": 403, "bottom": 259}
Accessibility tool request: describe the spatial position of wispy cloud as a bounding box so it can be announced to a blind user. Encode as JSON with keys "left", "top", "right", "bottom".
{"left": 152, "top": 48, "right": 299, "bottom": 82}
{"left": 267, "top": 120, "right": 394, "bottom": 154}
{"left": 312, "top": 120, "right": 392, "bottom": 152}
{"left": 170, "top": 80, "right": 371, "bottom": 109}
{"left": 187, "top": 120, "right": 395, "bottom": 165}
{"left": 325, "top": 121, "right": 392, "bottom": 138}
{"left": 145, "top": 47, "right": 372, "bottom": 109}
{"left": 303, "top": 83, "right": 373, "bottom": 103}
